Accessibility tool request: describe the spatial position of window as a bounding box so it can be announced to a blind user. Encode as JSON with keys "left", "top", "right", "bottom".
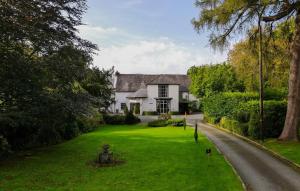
{"left": 121, "top": 103, "right": 127, "bottom": 110}
{"left": 158, "top": 85, "right": 168, "bottom": 97}
{"left": 156, "top": 99, "right": 170, "bottom": 114}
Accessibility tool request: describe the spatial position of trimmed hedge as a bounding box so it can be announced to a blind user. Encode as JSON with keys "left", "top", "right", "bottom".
{"left": 142, "top": 111, "right": 158, "bottom": 115}
{"left": 147, "top": 118, "right": 185, "bottom": 127}
{"left": 220, "top": 117, "right": 248, "bottom": 136}
{"left": 202, "top": 92, "right": 259, "bottom": 123}
{"left": 167, "top": 118, "right": 185, "bottom": 126}
{"left": 103, "top": 111, "right": 140, "bottom": 125}
{"left": 202, "top": 91, "right": 287, "bottom": 139}
{"left": 236, "top": 100, "right": 287, "bottom": 138}
{"left": 148, "top": 120, "right": 168, "bottom": 127}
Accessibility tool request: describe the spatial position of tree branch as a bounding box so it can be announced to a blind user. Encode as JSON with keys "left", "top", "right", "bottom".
{"left": 262, "top": 2, "right": 300, "bottom": 22}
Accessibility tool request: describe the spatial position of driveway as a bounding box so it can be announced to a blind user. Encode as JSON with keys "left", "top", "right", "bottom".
{"left": 138, "top": 113, "right": 202, "bottom": 123}
{"left": 197, "top": 122, "right": 300, "bottom": 191}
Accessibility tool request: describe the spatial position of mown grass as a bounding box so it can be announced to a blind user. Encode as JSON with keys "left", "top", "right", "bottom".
{"left": 0, "top": 124, "right": 243, "bottom": 191}
{"left": 263, "top": 139, "right": 300, "bottom": 166}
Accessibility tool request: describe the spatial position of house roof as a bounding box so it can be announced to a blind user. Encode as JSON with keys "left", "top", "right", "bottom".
{"left": 115, "top": 74, "right": 190, "bottom": 92}
{"left": 127, "top": 88, "right": 148, "bottom": 98}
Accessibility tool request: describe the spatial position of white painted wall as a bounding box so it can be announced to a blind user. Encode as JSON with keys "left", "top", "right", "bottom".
{"left": 142, "top": 85, "right": 158, "bottom": 112}
{"left": 114, "top": 92, "right": 132, "bottom": 113}
{"left": 182, "top": 92, "right": 198, "bottom": 102}
{"left": 169, "top": 85, "right": 179, "bottom": 112}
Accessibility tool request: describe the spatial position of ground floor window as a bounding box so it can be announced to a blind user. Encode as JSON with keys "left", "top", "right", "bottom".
{"left": 156, "top": 99, "right": 170, "bottom": 114}
{"left": 121, "top": 103, "right": 127, "bottom": 111}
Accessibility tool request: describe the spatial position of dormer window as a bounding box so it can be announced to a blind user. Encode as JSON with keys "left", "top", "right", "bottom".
{"left": 158, "top": 85, "right": 168, "bottom": 97}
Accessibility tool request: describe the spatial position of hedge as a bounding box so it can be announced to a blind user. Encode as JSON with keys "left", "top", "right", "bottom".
{"left": 202, "top": 91, "right": 287, "bottom": 139}
{"left": 147, "top": 118, "right": 185, "bottom": 127}
{"left": 103, "top": 111, "right": 140, "bottom": 125}
{"left": 236, "top": 100, "right": 287, "bottom": 139}
{"left": 142, "top": 111, "right": 158, "bottom": 115}
{"left": 202, "top": 92, "right": 259, "bottom": 122}
{"left": 148, "top": 120, "right": 168, "bottom": 127}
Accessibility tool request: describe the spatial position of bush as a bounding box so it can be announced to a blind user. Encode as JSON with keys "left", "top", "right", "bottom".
{"left": 203, "top": 115, "right": 218, "bottom": 124}
{"left": 167, "top": 118, "right": 185, "bottom": 126}
{"left": 264, "top": 88, "right": 288, "bottom": 100}
{"left": 125, "top": 111, "right": 141, "bottom": 124}
{"left": 62, "top": 122, "right": 80, "bottom": 140}
{"left": 103, "top": 114, "right": 126, "bottom": 124}
{"left": 169, "top": 111, "right": 180, "bottom": 115}
{"left": 103, "top": 111, "right": 140, "bottom": 125}
{"left": 77, "top": 113, "right": 103, "bottom": 133}
{"left": 142, "top": 111, "right": 158, "bottom": 115}
{"left": 158, "top": 113, "right": 172, "bottom": 120}
{"left": 148, "top": 120, "right": 168, "bottom": 127}
{"left": 0, "top": 135, "right": 10, "bottom": 158}
{"left": 36, "top": 126, "right": 62, "bottom": 145}
{"left": 220, "top": 117, "right": 248, "bottom": 136}
{"left": 237, "top": 100, "right": 287, "bottom": 139}
{"left": 202, "top": 92, "right": 259, "bottom": 122}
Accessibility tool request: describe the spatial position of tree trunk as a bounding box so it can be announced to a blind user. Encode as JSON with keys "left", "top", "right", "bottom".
{"left": 279, "top": 11, "right": 300, "bottom": 141}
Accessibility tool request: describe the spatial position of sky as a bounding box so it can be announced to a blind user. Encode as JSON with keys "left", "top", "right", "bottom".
{"left": 78, "top": 0, "right": 228, "bottom": 74}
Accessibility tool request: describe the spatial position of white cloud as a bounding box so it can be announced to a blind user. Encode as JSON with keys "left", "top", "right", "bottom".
{"left": 77, "top": 25, "right": 226, "bottom": 74}
{"left": 93, "top": 40, "right": 226, "bottom": 74}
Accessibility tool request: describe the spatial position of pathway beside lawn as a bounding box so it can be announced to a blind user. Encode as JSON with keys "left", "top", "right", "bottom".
{"left": 0, "top": 124, "right": 243, "bottom": 191}
{"left": 197, "top": 122, "right": 300, "bottom": 191}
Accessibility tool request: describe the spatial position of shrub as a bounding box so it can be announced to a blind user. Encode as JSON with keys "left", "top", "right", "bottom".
{"left": 237, "top": 100, "right": 287, "bottom": 139}
{"left": 203, "top": 114, "right": 218, "bottom": 124}
{"left": 167, "top": 118, "right": 185, "bottom": 126}
{"left": 103, "top": 111, "right": 140, "bottom": 125}
{"left": 103, "top": 114, "right": 126, "bottom": 124}
{"left": 36, "top": 126, "right": 62, "bottom": 145}
{"left": 169, "top": 111, "right": 180, "bottom": 115}
{"left": 220, "top": 117, "right": 248, "bottom": 136}
{"left": 202, "top": 92, "right": 259, "bottom": 122}
{"left": 125, "top": 111, "right": 141, "bottom": 124}
{"left": 142, "top": 111, "right": 158, "bottom": 115}
{"left": 147, "top": 120, "right": 168, "bottom": 127}
{"left": 62, "top": 122, "right": 80, "bottom": 140}
{"left": 0, "top": 135, "right": 10, "bottom": 158}
{"left": 77, "top": 115, "right": 101, "bottom": 133}
{"left": 158, "top": 113, "right": 172, "bottom": 120}
{"left": 264, "top": 88, "right": 288, "bottom": 100}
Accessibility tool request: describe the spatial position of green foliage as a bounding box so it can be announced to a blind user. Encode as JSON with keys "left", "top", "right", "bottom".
{"left": 77, "top": 114, "right": 103, "bottom": 133}
{"left": 188, "top": 63, "right": 245, "bottom": 98}
{"left": 0, "top": 0, "right": 114, "bottom": 151}
{"left": 167, "top": 118, "right": 185, "bottom": 126}
{"left": 103, "top": 112, "right": 140, "bottom": 125}
{"left": 202, "top": 92, "right": 259, "bottom": 122}
{"left": 0, "top": 135, "right": 10, "bottom": 158}
{"left": 220, "top": 117, "right": 248, "bottom": 136}
{"left": 103, "top": 115, "right": 126, "bottom": 125}
{"left": 169, "top": 111, "right": 180, "bottom": 115}
{"left": 147, "top": 120, "right": 168, "bottom": 127}
{"left": 133, "top": 104, "right": 140, "bottom": 115}
{"left": 237, "top": 100, "right": 287, "bottom": 139}
{"left": 142, "top": 111, "right": 158, "bottom": 115}
{"left": 125, "top": 111, "right": 141, "bottom": 124}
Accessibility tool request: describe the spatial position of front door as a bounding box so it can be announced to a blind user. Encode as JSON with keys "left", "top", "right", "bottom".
{"left": 156, "top": 99, "right": 170, "bottom": 114}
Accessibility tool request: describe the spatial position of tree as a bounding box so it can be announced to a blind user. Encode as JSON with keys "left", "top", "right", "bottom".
{"left": 228, "top": 20, "right": 293, "bottom": 91}
{"left": 0, "top": 0, "right": 114, "bottom": 150}
{"left": 192, "top": 0, "right": 300, "bottom": 141}
{"left": 188, "top": 63, "right": 245, "bottom": 98}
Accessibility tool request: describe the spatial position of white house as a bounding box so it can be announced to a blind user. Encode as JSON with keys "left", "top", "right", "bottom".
{"left": 110, "top": 73, "right": 197, "bottom": 115}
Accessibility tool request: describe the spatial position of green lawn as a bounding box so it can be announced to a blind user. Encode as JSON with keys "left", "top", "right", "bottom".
{"left": 263, "top": 139, "right": 300, "bottom": 166}
{"left": 0, "top": 124, "right": 243, "bottom": 191}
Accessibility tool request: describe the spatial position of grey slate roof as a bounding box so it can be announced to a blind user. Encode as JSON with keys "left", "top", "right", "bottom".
{"left": 115, "top": 74, "right": 190, "bottom": 92}
{"left": 127, "top": 88, "right": 148, "bottom": 98}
